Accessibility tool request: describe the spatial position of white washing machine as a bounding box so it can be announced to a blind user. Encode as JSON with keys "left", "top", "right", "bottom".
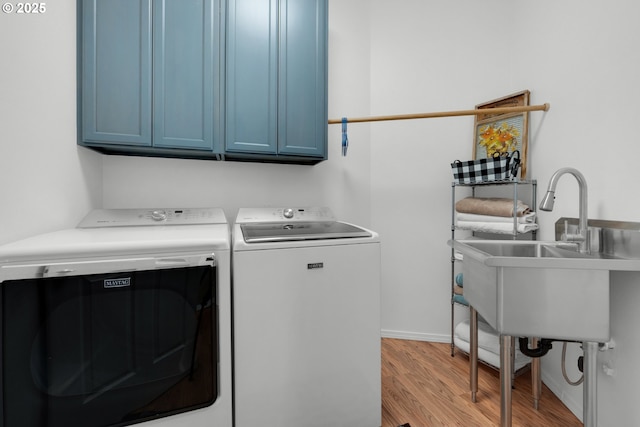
{"left": 0, "top": 208, "right": 232, "bottom": 427}
{"left": 232, "top": 207, "right": 381, "bottom": 427}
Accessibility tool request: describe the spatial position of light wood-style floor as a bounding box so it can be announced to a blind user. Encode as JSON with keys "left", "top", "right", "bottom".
{"left": 381, "top": 338, "right": 583, "bottom": 427}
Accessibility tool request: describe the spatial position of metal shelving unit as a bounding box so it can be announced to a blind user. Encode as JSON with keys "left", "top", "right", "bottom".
{"left": 449, "top": 179, "right": 541, "bottom": 406}
{"left": 450, "top": 179, "right": 537, "bottom": 356}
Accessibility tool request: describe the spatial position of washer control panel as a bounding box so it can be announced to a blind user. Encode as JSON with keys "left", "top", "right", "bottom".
{"left": 78, "top": 208, "right": 227, "bottom": 228}
{"left": 235, "top": 207, "right": 336, "bottom": 224}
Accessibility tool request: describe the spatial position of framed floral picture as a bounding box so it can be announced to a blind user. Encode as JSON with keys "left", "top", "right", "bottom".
{"left": 473, "top": 90, "right": 530, "bottom": 179}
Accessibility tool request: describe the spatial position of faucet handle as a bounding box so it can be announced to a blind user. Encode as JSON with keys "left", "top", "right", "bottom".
{"left": 562, "top": 219, "right": 586, "bottom": 243}
{"left": 561, "top": 219, "right": 569, "bottom": 241}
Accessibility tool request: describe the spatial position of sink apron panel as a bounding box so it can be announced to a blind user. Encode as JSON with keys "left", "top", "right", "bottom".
{"left": 463, "top": 259, "right": 610, "bottom": 342}
{"left": 463, "top": 255, "right": 498, "bottom": 330}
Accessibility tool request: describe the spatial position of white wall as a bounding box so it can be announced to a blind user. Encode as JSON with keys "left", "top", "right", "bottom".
{"left": 0, "top": 3, "right": 101, "bottom": 245}
{"left": 369, "top": 0, "right": 516, "bottom": 342}
{"left": 102, "top": 0, "right": 373, "bottom": 227}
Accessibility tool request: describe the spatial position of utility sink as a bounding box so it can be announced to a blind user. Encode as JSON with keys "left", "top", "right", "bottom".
{"left": 449, "top": 239, "right": 621, "bottom": 342}
{"left": 451, "top": 217, "right": 640, "bottom": 427}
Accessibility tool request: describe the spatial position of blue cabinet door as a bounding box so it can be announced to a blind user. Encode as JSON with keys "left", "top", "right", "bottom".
{"left": 226, "top": 0, "right": 327, "bottom": 159}
{"left": 225, "top": 0, "right": 278, "bottom": 154}
{"left": 153, "top": 0, "right": 221, "bottom": 151}
{"left": 81, "top": 0, "right": 152, "bottom": 146}
{"left": 277, "top": 0, "right": 327, "bottom": 158}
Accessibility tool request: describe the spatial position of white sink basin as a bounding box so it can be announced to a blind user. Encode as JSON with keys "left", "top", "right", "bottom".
{"left": 448, "top": 240, "right": 633, "bottom": 341}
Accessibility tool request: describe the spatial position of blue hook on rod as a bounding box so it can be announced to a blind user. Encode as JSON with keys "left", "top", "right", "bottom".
{"left": 341, "top": 117, "right": 349, "bottom": 157}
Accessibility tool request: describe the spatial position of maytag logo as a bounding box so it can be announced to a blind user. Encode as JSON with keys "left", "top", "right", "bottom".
{"left": 104, "top": 277, "right": 131, "bottom": 288}
{"left": 307, "top": 262, "right": 324, "bottom": 270}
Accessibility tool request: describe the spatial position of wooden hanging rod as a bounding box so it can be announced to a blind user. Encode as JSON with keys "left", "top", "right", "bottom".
{"left": 328, "top": 103, "right": 550, "bottom": 125}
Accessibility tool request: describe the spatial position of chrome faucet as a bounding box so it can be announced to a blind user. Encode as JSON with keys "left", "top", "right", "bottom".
{"left": 540, "top": 168, "right": 590, "bottom": 253}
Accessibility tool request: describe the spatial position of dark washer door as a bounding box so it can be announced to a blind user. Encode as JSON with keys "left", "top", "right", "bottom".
{"left": 1, "top": 265, "right": 217, "bottom": 427}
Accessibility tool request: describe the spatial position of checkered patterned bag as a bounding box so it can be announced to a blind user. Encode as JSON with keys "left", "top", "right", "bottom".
{"left": 451, "top": 151, "right": 519, "bottom": 184}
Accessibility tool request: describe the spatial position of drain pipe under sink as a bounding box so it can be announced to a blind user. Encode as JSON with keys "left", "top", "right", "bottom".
{"left": 520, "top": 337, "right": 597, "bottom": 426}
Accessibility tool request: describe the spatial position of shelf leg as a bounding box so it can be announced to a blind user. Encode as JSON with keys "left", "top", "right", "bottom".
{"left": 450, "top": 295, "right": 455, "bottom": 357}
{"left": 470, "top": 306, "right": 478, "bottom": 403}
{"left": 451, "top": 181, "right": 456, "bottom": 358}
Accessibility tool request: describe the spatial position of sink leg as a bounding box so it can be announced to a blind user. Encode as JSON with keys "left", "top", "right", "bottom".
{"left": 500, "top": 335, "right": 513, "bottom": 427}
{"left": 510, "top": 336, "right": 516, "bottom": 389}
{"left": 584, "top": 341, "right": 598, "bottom": 427}
{"left": 532, "top": 337, "right": 542, "bottom": 410}
{"left": 470, "top": 307, "right": 478, "bottom": 403}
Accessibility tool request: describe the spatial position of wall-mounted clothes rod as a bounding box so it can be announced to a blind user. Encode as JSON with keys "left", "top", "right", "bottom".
{"left": 328, "top": 103, "right": 550, "bottom": 125}
{"left": 332, "top": 102, "right": 549, "bottom": 156}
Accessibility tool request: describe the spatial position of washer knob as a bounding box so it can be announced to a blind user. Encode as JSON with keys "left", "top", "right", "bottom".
{"left": 283, "top": 208, "right": 295, "bottom": 219}
{"left": 151, "top": 210, "right": 167, "bottom": 221}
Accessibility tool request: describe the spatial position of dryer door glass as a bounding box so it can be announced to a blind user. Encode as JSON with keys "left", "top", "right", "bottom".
{"left": 0, "top": 265, "right": 217, "bottom": 427}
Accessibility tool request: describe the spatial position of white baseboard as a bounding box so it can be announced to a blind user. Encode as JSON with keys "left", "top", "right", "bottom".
{"left": 381, "top": 329, "right": 450, "bottom": 343}
{"left": 541, "top": 370, "right": 584, "bottom": 423}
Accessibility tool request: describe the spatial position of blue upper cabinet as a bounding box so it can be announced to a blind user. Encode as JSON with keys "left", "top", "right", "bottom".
{"left": 226, "top": 0, "right": 328, "bottom": 160}
{"left": 277, "top": 0, "right": 328, "bottom": 157}
{"left": 153, "top": 0, "right": 219, "bottom": 150}
{"left": 226, "top": 0, "right": 278, "bottom": 154}
{"left": 79, "top": 0, "right": 326, "bottom": 164}
{"left": 81, "top": 0, "right": 152, "bottom": 146}
{"left": 80, "top": 0, "right": 222, "bottom": 154}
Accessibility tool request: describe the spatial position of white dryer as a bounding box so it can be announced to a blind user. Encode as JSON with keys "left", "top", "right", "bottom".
{"left": 0, "top": 208, "right": 232, "bottom": 427}
{"left": 232, "top": 207, "right": 381, "bottom": 427}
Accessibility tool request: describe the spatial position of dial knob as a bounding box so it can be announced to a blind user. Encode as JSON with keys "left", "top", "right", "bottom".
{"left": 283, "top": 208, "right": 295, "bottom": 219}
{"left": 151, "top": 210, "right": 167, "bottom": 221}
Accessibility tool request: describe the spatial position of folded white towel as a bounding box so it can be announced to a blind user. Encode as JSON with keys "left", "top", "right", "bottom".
{"left": 456, "top": 220, "right": 539, "bottom": 234}
{"left": 456, "top": 212, "right": 537, "bottom": 224}
{"left": 454, "top": 319, "right": 530, "bottom": 370}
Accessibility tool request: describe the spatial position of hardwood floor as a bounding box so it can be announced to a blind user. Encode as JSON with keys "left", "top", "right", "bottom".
{"left": 381, "top": 338, "right": 583, "bottom": 427}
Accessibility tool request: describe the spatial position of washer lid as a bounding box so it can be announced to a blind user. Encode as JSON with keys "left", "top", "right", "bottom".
{"left": 240, "top": 221, "right": 372, "bottom": 243}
